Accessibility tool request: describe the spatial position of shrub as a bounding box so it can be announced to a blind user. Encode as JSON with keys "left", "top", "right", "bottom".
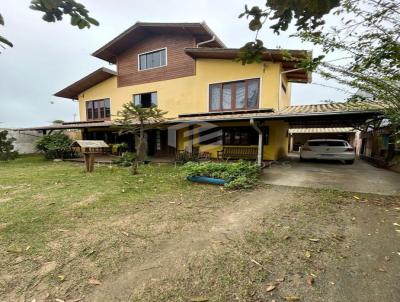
{"left": 112, "top": 152, "right": 137, "bottom": 167}
{"left": 0, "top": 130, "right": 18, "bottom": 161}
{"left": 176, "top": 150, "right": 201, "bottom": 164}
{"left": 183, "top": 160, "right": 261, "bottom": 189}
{"left": 36, "top": 132, "right": 72, "bottom": 159}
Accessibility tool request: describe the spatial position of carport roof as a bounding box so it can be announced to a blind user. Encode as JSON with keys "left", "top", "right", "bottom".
{"left": 289, "top": 127, "right": 356, "bottom": 134}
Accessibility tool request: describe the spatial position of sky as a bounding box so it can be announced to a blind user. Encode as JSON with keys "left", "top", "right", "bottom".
{"left": 0, "top": 0, "right": 350, "bottom": 128}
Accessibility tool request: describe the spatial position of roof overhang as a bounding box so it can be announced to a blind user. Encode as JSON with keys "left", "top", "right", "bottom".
{"left": 168, "top": 103, "right": 382, "bottom": 127}
{"left": 16, "top": 103, "right": 383, "bottom": 131}
{"left": 185, "top": 48, "right": 312, "bottom": 83}
{"left": 92, "top": 22, "right": 226, "bottom": 63}
{"left": 54, "top": 68, "right": 117, "bottom": 100}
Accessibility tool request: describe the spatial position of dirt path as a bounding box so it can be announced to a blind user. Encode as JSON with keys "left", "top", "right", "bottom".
{"left": 88, "top": 187, "right": 293, "bottom": 301}
{"left": 323, "top": 199, "right": 400, "bottom": 302}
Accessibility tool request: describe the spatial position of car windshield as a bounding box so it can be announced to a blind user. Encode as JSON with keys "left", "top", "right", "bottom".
{"left": 308, "top": 141, "right": 347, "bottom": 147}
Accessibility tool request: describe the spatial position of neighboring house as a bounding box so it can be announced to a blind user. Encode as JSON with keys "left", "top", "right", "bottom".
{"left": 359, "top": 126, "right": 400, "bottom": 171}
{"left": 22, "top": 22, "right": 380, "bottom": 163}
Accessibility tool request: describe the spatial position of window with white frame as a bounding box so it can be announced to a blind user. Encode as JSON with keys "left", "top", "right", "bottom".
{"left": 138, "top": 48, "right": 167, "bottom": 71}
{"left": 133, "top": 92, "right": 157, "bottom": 108}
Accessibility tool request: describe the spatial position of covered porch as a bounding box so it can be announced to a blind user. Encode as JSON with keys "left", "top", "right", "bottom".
{"left": 16, "top": 103, "right": 382, "bottom": 165}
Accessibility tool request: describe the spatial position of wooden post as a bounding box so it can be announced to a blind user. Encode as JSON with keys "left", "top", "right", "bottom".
{"left": 84, "top": 153, "right": 95, "bottom": 172}
{"left": 89, "top": 154, "right": 95, "bottom": 172}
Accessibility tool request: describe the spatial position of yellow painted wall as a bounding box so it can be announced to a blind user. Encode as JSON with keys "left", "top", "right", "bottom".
{"left": 78, "top": 59, "right": 291, "bottom": 160}
{"left": 78, "top": 59, "right": 287, "bottom": 121}
{"left": 263, "top": 120, "right": 289, "bottom": 160}
{"left": 280, "top": 72, "right": 292, "bottom": 108}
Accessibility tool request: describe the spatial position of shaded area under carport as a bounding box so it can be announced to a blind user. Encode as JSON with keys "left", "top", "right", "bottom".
{"left": 262, "top": 153, "right": 400, "bottom": 196}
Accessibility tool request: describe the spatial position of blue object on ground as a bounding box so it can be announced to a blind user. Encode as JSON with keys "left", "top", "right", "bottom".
{"left": 187, "top": 176, "right": 226, "bottom": 185}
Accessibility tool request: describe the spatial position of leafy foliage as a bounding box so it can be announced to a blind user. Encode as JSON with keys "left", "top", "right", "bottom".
{"left": 0, "top": 130, "right": 18, "bottom": 161}
{"left": 30, "top": 0, "right": 99, "bottom": 28}
{"left": 239, "top": 1, "right": 340, "bottom": 34}
{"left": 36, "top": 132, "right": 72, "bottom": 159}
{"left": 183, "top": 161, "right": 261, "bottom": 189}
{"left": 1, "top": 0, "right": 98, "bottom": 50}
{"left": 240, "top": 0, "right": 400, "bottom": 130}
{"left": 116, "top": 103, "right": 167, "bottom": 174}
{"left": 112, "top": 152, "right": 137, "bottom": 167}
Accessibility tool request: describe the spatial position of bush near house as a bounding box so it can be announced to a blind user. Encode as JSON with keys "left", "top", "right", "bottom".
{"left": 183, "top": 161, "right": 261, "bottom": 189}
{"left": 0, "top": 130, "right": 18, "bottom": 161}
{"left": 36, "top": 132, "right": 72, "bottom": 159}
{"left": 112, "top": 152, "right": 137, "bottom": 167}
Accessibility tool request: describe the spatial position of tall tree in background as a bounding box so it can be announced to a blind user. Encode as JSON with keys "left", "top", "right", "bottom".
{"left": 240, "top": 0, "right": 400, "bottom": 130}
{"left": 1, "top": 0, "right": 98, "bottom": 49}
{"left": 116, "top": 103, "right": 167, "bottom": 175}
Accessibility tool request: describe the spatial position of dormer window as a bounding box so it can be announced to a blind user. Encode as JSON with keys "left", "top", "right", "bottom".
{"left": 138, "top": 48, "right": 167, "bottom": 71}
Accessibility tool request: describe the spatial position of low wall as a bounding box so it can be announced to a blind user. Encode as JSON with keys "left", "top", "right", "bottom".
{"left": 3, "top": 129, "right": 43, "bottom": 154}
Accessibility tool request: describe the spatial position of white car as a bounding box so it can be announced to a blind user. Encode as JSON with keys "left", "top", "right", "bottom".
{"left": 300, "top": 139, "right": 356, "bottom": 164}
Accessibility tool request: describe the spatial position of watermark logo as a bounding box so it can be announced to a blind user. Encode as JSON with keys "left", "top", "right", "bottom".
{"left": 167, "top": 121, "right": 222, "bottom": 153}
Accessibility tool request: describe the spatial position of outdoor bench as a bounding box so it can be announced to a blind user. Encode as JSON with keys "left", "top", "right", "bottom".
{"left": 217, "top": 146, "right": 258, "bottom": 160}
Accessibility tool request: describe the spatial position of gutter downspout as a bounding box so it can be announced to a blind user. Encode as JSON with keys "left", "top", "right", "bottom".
{"left": 250, "top": 118, "right": 263, "bottom": 166}
{"left": 196, "top": 36, "right": 216, "bottom": 48}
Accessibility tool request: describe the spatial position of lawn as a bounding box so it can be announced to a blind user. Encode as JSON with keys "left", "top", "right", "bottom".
{"left": 0, "top": 155, "right": 236, "bottom": 301}
{"left": 1, "top": 156, "right": 399, "bottom": 302}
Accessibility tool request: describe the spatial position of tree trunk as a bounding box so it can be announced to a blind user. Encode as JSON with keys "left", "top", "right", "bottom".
{"left": 130, "top": 122, "right": 146, "bottom": 175}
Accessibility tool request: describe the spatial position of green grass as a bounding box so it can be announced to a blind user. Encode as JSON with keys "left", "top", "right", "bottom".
{"left": 0, "top": 156, "right": 190, "bottom": 246}
{"left": 0, "top": 155, "right": 235, "bottom": 300}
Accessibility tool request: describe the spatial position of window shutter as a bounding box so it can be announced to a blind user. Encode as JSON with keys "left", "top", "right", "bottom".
{"left": 151, "top": 92, "right": 157, "bottom": 106}
{"left": 134, "top": 95, "right": 141, "bottom": 106}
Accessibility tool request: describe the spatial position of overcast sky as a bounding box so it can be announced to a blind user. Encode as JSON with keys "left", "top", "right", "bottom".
{"left": 0, "top": 0, "right": 350, "bottom": 128}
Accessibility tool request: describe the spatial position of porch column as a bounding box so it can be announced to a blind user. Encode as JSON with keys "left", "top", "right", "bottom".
{"left": 289, "top": 134, "right": 294, "bottom": 152}
{"left": 250, "top": 119, "right": 263, "bottom": 166}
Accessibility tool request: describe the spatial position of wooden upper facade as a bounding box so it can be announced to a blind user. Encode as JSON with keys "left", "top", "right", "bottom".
{"left": 54, "top": 22, "right": 312, "bottom": 122}
{"left": 117, "top": 33, "right": 197, "bottom": 87}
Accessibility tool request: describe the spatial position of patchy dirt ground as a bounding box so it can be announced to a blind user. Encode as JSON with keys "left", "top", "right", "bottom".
{"left": 96, "top": 187, "right": 400, "bottom": 302}
{"left": 1, "top": 157, "right": 399, "bottom": 302}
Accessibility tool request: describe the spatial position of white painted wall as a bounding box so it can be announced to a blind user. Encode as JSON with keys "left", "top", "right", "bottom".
{"left": 2, "top": 129, "right": 43, "bottom": 154}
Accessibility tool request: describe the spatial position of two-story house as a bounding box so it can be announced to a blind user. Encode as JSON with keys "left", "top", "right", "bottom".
{"left": 54, "top": 22, "right": 313, "bottom": 162}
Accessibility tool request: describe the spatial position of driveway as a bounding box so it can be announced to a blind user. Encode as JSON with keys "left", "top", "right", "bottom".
{"left": 262, "top": 154, "right": 400, "bottom": 195}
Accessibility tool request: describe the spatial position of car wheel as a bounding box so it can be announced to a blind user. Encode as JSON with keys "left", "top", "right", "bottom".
{"left": 345, "top": 160, "right": 355, "bottom": 165}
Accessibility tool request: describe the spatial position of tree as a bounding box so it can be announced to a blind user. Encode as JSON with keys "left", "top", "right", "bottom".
{"left": 116, "top": 103, "right": 167, "bottom": 175}
{"left": 1, "top": 0, "right": 98, "bottom": 49}
{"left": 240, "top": 0, "right": 400, "bottom": 130}
{"left": 0, "top": 130, "right": 18, "bottom": 161}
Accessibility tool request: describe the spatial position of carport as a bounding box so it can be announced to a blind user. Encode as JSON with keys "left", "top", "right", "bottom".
{"left": 269, "top": 103, "right": 381, "bottom": 154}
{"left": 260, "top": 103, "right": 400, "bottom": 195}
{"left": 288, "top": 127, "right": 357, "bottom": 152}
{"left": 262, "top": 154, "right": 400, "bottom": 195}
